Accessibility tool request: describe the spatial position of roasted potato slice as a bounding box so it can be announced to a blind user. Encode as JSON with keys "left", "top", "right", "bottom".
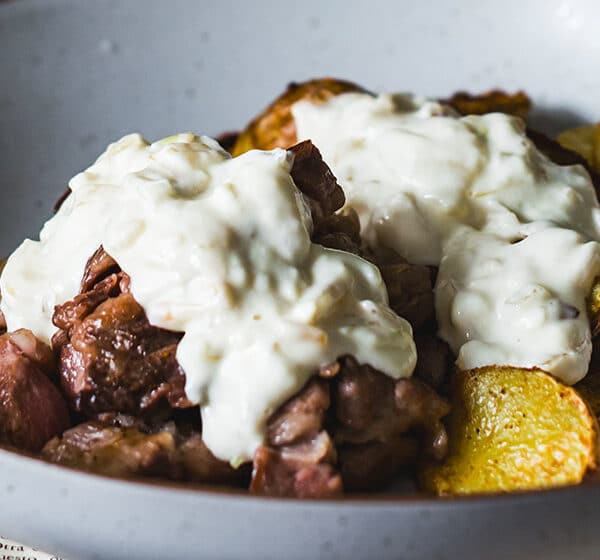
{"left": 443, "top": 90, "right": 532, "bottom": 119}
{"left": 421, "top": 366, "right": 598, "bottom": 496}
{"left": 231, "top": 78, "right": 366, "bottom": 156}
{"left": 557, "top": 123, "right": 600, "bottom": 174}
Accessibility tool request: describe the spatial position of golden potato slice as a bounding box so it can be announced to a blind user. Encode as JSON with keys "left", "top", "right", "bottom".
{"left": 421, "top": 366, "right": 598, "bottom": 496}
{"left": 443, "top": 90, "right": 532, "bottom": 119}
{"left": 231, "top": 78, "right": 366, "bottom": 156}
{"left": 557, "top": 123, "right": 600, "bottom": 173}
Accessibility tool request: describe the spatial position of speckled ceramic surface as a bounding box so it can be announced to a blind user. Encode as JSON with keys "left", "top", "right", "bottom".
{"left": 1, "top": 1, "right": 600, "bottom": 559}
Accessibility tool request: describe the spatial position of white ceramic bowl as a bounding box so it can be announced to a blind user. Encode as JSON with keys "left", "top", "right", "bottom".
{"left": 1, "top": 1, "right": 600, "bottom": 558}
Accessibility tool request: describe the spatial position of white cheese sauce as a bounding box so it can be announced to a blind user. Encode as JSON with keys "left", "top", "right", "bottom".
{"left": 292, "top": 93, "right": 600, "bottom": 384}
{"left": 0, "top": 133, "right": 416, "bottom": 464}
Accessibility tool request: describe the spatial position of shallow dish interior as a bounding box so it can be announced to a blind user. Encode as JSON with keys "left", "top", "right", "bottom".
{"left": 2, "top": 1, "right": 600, "bottom": 559}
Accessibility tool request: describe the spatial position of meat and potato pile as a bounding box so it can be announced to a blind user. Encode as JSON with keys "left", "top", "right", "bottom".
{"left": 2, "top": 78, "right": 600, "bottom": 498}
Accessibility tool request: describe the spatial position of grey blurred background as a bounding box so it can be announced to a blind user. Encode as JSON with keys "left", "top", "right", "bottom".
{"left": 1, "top": 0, "right": 599, "bottom": 255}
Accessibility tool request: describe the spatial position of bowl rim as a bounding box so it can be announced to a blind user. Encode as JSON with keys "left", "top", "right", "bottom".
{"left": 4, "top": 445, "right": 598, "bottom": 507}
{"left": 2, "top": 0, "right": 600, "bottom": 516}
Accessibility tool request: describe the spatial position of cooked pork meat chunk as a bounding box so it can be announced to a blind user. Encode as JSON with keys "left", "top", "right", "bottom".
{"left": 252, "top": 377, "right": 343, "bottom": 498}
{"left": 252, "top": 360, "right": 450, "bottom": 497}
{"left": 43, "top": 417, "right": 178, "bottom": 479}
{"left": 53, "top": 249, "right": 191, "bottom": 418}
{"left": 331, "top": 357, "right": 450, "bottom": 489}
{"left": 370, "top": 249, "right": 435, "bottom": 330}
{"left": 413, "top": 332, "right": 451, "bottom": 390}
{"left": 178, "top": 431, "right": 247, "bottom": 484}
{"left": 394, "top": 378, "right": 450, "bottom": 461}
{"left": 80, "top": 245, "right": 121, "bottom": 292}
{"left": 289, "top": 140, "right": 345, "bottom": 226}
{"left": 312, "top": 207, "right": 363, "bottom": 255}
{"left": 0, "top": 330, "right": 70, "bottom": 452}
{"left": 251, "top": 433, "right": 343, "bottom": 499}
{"left": 52, "top": 271, "right": 126, "bottom": 334}
{"left": 265, "top": 378, "right": 330, "bottom": 447}
{"left": 43, "top": 412, "right": 243, "bottom": 484}
{"left": 332, "top": 356, "right": 448, "bottom": 450}
{"left": 338, "top": 437, "right": 419, "bottom": 492}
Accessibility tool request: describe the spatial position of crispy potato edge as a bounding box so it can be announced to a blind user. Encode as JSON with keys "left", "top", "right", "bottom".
{"left": 420, "top": 366, "right": 599, "bottom": 497}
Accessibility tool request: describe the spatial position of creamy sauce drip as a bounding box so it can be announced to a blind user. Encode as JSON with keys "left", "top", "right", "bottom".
{"left": 293, "top": 93, "right": 600, "bottom": 384}
{"left": 0, "top": 133, "right": 416, "bottom": 463}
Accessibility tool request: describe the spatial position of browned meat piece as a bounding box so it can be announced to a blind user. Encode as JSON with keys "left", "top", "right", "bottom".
{"left": 0, "top": 330, "right": 70, "bottom": 452}
{"left": 54, "top": 245, "right": 191, "bottom": 417}
{"left": 338, "top": 437, "right": 418, "bottom": 492}
{"left": 312, "top": 208, "right": 362, "bottom": 255}
{"left": 253, "top": 354, "right": 450, "bottom": 496}
{"left": 363, "top": 246, "right": 449, "bottom": 389}
{"left": 288, "top": 140, "right": 362, "bottom": 255}
{"left": 251, "top": 432, "right": 343, "bottom": 498}
{"left": 52, "top": 272, "right": 125, "bottom": 335}
{"left": 266, "top": 378, "right": 330, "bottom": 447}
{"left": 333, "top": 358, "right": 401, "bottom": 445}
{"left": 331, "top": 356, "right": 450, "bottom": 488}
{"left": 289, "top": 140, "right": 345, "bottom": 227}
{"left": 42, "top": 418, "right": 177, "bottom": 478}
{"left": 251, "top": 378, "right": 343, "bottom": 498}
{"left": 371, "top": 249, "right": 435, "bottom": 330}
{"left": 7, "top": 328, "right": 57, "bottom": 377}
{"left": 178, "top": 431, "right": 246, "bottom": 484}
{"left": 80, "top": 245, "right": 120, "bottom": 292}
{"left": 43, "top": 413, "right": 243, "bottom": 484}
{"left": 394, "top": 378, "right": 450, "bottom": 461}
{"left": 56, "top": 291, "right": 190, "bottom": 417}
{"left": 413, "top": 332, "right": 451, "bottom": 390}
